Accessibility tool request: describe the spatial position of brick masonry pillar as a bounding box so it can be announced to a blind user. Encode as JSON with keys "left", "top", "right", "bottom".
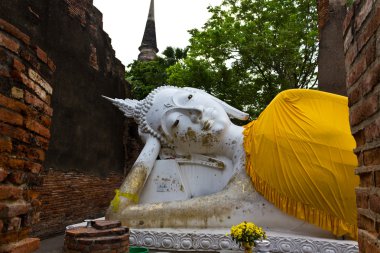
{"left": 343, "top": 0, "right": 380, "bottom": 252}
{"left": 64, "top": 220, "right": 129, "bottom": 253}
{"left": 0, "top": 19, "right": 55, "bottom": 252}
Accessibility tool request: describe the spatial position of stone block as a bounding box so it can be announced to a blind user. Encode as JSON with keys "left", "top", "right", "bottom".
{"left": 91, "top": 220, "right": 121, "bottom": 230}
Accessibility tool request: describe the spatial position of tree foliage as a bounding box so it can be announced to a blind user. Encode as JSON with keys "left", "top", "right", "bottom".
{"left": 167, "top": 0, "right": 318, "bottom": 117}
{"left": 126, "top": 47, "right": 188, "bottom": 99}
{"left": 126, "top": 0, "right": 318, "bottom": 117}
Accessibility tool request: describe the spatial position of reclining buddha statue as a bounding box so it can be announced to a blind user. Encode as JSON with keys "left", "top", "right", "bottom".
{"left": 104, "top": 86, "right": 359, "bottom": 239}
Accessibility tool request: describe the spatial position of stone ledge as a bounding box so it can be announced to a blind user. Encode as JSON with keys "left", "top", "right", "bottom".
{"left": 130, "top": 228, "right": 359, "bottom": 253}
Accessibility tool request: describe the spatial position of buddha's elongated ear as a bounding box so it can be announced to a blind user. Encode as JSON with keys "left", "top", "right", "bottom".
{"left": 102, "top": 96, "right": 139, "bottom": 119}
{"left": 183, "top": 87, "right": 249, "bottom": 120}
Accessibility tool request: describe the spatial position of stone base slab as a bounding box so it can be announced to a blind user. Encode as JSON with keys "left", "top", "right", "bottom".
{"left": 130, "top": 228, "right": 359, "bottom": 253}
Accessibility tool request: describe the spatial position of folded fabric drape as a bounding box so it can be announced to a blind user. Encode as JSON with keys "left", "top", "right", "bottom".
{"left": 244, "top": 89, "right": 359, "bottom": 239}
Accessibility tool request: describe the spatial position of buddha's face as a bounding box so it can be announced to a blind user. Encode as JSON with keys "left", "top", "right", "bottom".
{"left": 146, "top": 88, "right": 231, "bottom": 154}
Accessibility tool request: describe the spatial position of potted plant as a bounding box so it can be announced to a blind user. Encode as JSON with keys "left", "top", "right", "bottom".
{"left": 229, "top": 221, "right": 267, "bottom": 253}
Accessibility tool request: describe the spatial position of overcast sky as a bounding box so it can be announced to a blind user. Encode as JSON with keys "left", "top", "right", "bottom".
{"left": 93, "top": 0, "right": 222, "bottom": 66}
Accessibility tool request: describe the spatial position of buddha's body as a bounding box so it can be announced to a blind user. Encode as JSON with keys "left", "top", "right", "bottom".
{"left": 104, "top": 86, "right": 358, "bottom": 239}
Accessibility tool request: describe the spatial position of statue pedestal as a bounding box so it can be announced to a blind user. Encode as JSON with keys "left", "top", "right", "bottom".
{"left": 130, "top": 228, "right": 358, "bottom": 253}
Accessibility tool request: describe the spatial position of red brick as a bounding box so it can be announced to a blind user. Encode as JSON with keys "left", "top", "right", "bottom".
{"left": 8, "top": 171, "right": 26, "bottom": 185}
{"left": 346, "top": 50, "right": 367, "bottom": 87}
{"left": 365, "top": 118, "right": 380, "bottom": 143}
{"left": 0, "top": 237, "right": 40, "bottom": 253}
{"left": 47, "top": 57, "right": 56, "bottom": 72}
{"left": 0, "top": 167, "right": 8, "bottom": 182}
{"left": 11, "top": 87, "right": 24, "bottom": 100}
{"left": 0, "top": 19, "right": 30, "bottom": 45}
{"left": 28, "top": 68, "right": 52, "bottom": 95}
{"left": 38, "top": 114, "right": 51, "bottom": 128}
{"left": 376, "top": 170, "right": 380, "bottom": 187}
{"left": 0, "top": 107, "right": 23, "bottom": 126}
{"left": 7, "top": 157, "right": 26, "bottom": 171}
{"left": 350, "top": 93, "right": 379, "bottom": 126}
{"left": 343, "top": 7, "right": 354, "bottom": 36}
{"left": 0, "top": 122, "right": 30, "bottom": 144}
{"left": 0, "top": 219, "right": 3, "bottom": 232}
{"left": 0, "top": 68, "right": 10, "bottom": 78}
{"left": 0, "top": 185, "right": 23, "bottom": 200}
{"left": 356, "top": 188, "right": 369, "bottom": 209}
{"left": 361, "top": 60, "right": 380, "bottom": 96}
{"left": 369, "top": 193, "right": 380, "bottom": 214}
{"left": 24, "top": 161, "right": 43, "bottom": 174}
{"left": 36, "top": 47, "right": 48, "bottom": 63}
{"left": 14, "top": 72, "right": 49, "bottom": 104}
{"left": 8, "top": 217, "right": 22, "bottom": 231}
{"left": 0, "top": 93, "right": 29, "bottom": 115}
{"left": 0, "top": 136, "right": 12, "bottom": 153}
{"left": 32, "top": 135, "right": 49, "bottom": 150}
{"left": 0, "top": 201, "right": 31, "bottom": 218}
{"left": 358, "top": 213, "right": 376, "bottom": 232}
{"left": 355, "top": 0, "right": 374, "bottom": 32}
{"left": 357, "top": 6, "right": 380, "bottom": 52}
{"left": 13, "top": 144, "right": 45, "bottom": 161}
{"left": 92, "top": 220, "right": 121, "bottom": 230}
{"left": 0, "top": 31, "right": 20, "bottom": 53}
{"left": 359, "top": 172, "right": 373, "bottom": 187}
{"left": 25, "top": 118, "right": 50, "bottom": 138}
{"left": 348, "top": 85, "right": 361, "bottom": 106}
{"left": 13, "top": 58, "right": 25, "bottom": 73}
{"left": 364, "top": 147, "right": 380, "bottom": 166}
{"left": 0, "top": 227, "right": 30, "bottom": 244}
{"left": 24, "top": 90, "right": 52, "bottom": 115}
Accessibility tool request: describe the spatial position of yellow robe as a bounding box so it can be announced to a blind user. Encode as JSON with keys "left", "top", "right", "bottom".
{"left": 243, "top": 89, "right": 359, "bottom": 239}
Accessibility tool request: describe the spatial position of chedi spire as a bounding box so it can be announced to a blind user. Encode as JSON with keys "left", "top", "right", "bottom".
{"left": 138, "top": 0, "right": 159, "bottom": 61}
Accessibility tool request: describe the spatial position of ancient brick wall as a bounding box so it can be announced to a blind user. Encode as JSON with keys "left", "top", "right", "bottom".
{"left": 0, "top": 0, "right": 137, "bottom": 239}
{"left": 317, "top": 0, "right": 348, "bottom": 95}
{"left": 0, "top": 18, "right": 54, "bottom": 252}
{"left": 343, "top": 0, "right": 380, "bottom": 252}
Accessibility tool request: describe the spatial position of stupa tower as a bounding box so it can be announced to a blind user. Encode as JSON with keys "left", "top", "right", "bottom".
{"left": 138, "top": 0, "right": 159, "bottom": 61}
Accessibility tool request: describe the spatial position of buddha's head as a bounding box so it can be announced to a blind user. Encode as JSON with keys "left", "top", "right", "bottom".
{"left": 105, "top": 86, "right": 248, "bottom": 154}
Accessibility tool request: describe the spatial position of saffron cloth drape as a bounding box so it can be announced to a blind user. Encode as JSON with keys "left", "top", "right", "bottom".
{"left": 244, "top": 89, "right": 359, "bottom": 239}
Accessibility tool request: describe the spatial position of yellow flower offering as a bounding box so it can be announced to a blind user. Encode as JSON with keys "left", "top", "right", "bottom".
{"left": 229, "top": 221, "right": 266, "bottom": 247}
